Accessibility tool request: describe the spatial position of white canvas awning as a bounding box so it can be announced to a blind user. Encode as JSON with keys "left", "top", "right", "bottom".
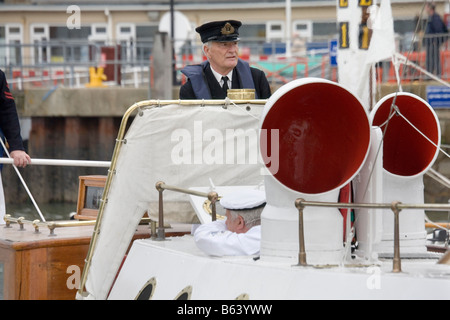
{"left": 79, "top": 100, "right": 267, "bottom": 300}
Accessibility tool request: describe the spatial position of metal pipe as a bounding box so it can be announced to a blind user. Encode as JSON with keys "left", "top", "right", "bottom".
{"left": 294, "top": 198, "right": 449, "bottom": 270}
{"left": 0, "top": 158, "right": 111, "bottom": 168}
{"left": 425, "top": 222, "right": 450, "bottom": 228}
{"left": 4, "top": 214, "right": 96, "bottom": 235}
{"left": 294, "top": 199, "right": 308, "bottom": 266}
{"left": 4, "top": 215, "right": 96, "bottom": 227}
{"left": 296, "top": 200, "right": 450, "bottom": 212}
{"left": 391, "top": 201, "right": 402, "bottom": 273}
{"left": 208, "top": 191, "right": 219, "bottom": 221}
{"left": 155, "top": 181, "right": 166, "bottom": 241}
{"left": 157, "top": 182, "right": 211, "bottom": 198}
{"left": 158, "top": 182, "right": 220, "bottom": 221}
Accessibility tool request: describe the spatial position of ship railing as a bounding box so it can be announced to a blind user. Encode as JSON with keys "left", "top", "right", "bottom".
{"left": 3, "top": 214, "right": 156, "bottom": 236}
{"left": 0, "top": 157, "right": 112, "bottom": 223}
{"left": 3, "top": 214, "right": 96, "bottom": 236}
{"left": 154, "top": 181, "right": 219, "bottom": 241}
{"left": 294, "top": 199, "right": 450, "bottom": 272}
{"left": 151, "top": 180, "right": 449, "bottom": 271}
{"left": 0, "top": 157, "right": 161, "bottom": 236}
{"left": 0, "top": 156, "right": 160, "bottom": 237}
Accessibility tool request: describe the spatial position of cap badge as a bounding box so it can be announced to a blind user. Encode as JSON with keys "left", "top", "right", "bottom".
{"left": 221, "top": 22, "right": 235, "bottom": 35}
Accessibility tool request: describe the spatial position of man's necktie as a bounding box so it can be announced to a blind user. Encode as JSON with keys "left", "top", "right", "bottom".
{"left": 222, "top": 76, "right": 229, "bottom": 95}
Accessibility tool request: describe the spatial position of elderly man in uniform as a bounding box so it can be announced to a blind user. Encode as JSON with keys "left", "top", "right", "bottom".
{"left": 194, "top": 189, "right": 265, "bottom": 256}
{"left": 0, "top": 69, "right": 31, "bottom": 222}
{"left": 180, "top": 20, "right": 271, "bottom": 99}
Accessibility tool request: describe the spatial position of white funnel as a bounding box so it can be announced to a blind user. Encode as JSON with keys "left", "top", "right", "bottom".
{"left": 259, "top": 78, "right": 371, "bottom": 264}
{"left": 370, "top": 92, "right": 440, "bottom": 255}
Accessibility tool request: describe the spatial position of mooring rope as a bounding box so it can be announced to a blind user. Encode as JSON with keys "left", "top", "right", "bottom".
{"left": 225, "top": 97, "right": 261, "bottom": 121}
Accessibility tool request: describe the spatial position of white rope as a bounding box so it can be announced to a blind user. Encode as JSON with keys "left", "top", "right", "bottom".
{"left": 391, "top": 55, "right": 403, "bottom": 92}
{"left": 393, "top": 104, "right": 450, "bottom": 160}
{"left": 371, "top": 107, "right": 397, "bottom": 130}
{"left": 394, "top": 52, "right": 450, "bottom": 88}
{"left": 0, "top": 139, "right": 46, "bottom": 222}
{"left": 425, "top": 213, "right": 449, "bottom": 231}
{"left": 225, "top": 97, "right": 261, "bottom": 121}
{"left": 426, "top": 168, "right": 450, "bottom": 189}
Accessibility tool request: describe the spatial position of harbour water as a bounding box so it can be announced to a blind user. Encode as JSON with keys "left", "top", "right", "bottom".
{"left": 5, "top": 202, "right": 77, "bottom": 221}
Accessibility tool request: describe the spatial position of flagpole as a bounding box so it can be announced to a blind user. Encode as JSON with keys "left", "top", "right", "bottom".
{"left": 285, "top": 0, "right": 292, "bottom": 58}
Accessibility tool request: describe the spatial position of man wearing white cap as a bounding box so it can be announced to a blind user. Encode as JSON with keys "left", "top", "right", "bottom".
{"left": 194, "top": 189, "right": 265, "bottom": 256}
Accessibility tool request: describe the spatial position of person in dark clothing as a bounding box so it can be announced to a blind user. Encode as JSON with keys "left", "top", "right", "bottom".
{"left": 424, "top": 2, "right": 448, "bottom": 76}
{"left": 0, "top": 69, "right": 30, "bottom": 221}
{"left": 0, "top": 69, "right": 30, "bottom": 168}
{"left": 180, "top": 20, "right": 271, "bottom": 100}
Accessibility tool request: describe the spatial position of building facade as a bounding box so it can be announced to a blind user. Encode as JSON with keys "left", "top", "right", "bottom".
{"left": 0, "top": 0, "right": 448, "bottom": 87}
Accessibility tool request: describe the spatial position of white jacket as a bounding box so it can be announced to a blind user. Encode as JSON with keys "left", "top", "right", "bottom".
{"left": 194, "top": 219, "right": 261, "bottom": 256}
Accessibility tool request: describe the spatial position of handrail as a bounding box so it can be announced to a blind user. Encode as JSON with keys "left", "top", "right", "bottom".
{"left": 3, "top": 214, "right": 96, "bottom": 236}
{"left": 155, "top": 181, "right": 219, "bottom": 199}
{"left": 3, "top": 214, "right": 154, "bottom": 236}
{"left": 155, "top": 181, "right": 219, "bottom": 241}
{"left": 0, "top": 158, "right": 111, "bottom": 168}
{"left": 294, "top": 199, "right": 450, "bottom": 272}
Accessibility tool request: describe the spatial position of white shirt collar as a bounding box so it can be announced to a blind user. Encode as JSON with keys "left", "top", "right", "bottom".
{"left": 210, "top": 67, "right": 233, "bottom": 86}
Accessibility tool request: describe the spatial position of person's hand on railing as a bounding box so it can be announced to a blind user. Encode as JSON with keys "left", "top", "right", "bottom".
{"left": 10, "top": 150, "right": 31, "bottom": 168}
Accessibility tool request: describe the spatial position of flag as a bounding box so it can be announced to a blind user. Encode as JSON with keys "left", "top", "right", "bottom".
{"left": 365, "top": 0, "right": 395, "bottom": 64}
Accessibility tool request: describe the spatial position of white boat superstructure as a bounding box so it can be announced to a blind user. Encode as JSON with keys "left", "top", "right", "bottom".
{"left": 0, "top": 0, "right": 448, "bottom": 301}
{"left": 74, "top": 79, "right": 449, "bottom": 300}
{"left": 108, "top": 235, "right": 448, "bottom": 300}
{"left": 76, "top": 0, "right": 450, "bottom": 300}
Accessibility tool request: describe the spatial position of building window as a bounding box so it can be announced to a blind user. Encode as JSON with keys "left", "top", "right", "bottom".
{"left": 49, "top": 26, "right": 91, "bottom": 62}
{"left": 312, "top": 22, "right": 338, "bottom": 38}
{"left": 267, "top": 21, "right": 285, "bottom": 42}
{"left": 238, "top": 23, "right": 266, "bottom": 56}
{"left": 293, "top": 20, "right": 313, "bottom": 41}
{"left": 0, "top": 24, "right": 23, "bottom": 65}
{"left": 31, "top": 24, "right": 49, "bottom": 64}
{"left": 116, "top": 23, "right": 136, "bottom": 62}
{"left": 136, "top": 25, "right": 158, "bottom": 61}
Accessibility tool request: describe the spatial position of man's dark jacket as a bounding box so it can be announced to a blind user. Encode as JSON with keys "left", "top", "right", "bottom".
{"left": 0, "top": 70, "right": 25, "bottom": 153}
{"left": 179, "top": 60, "right": 271, "bottom": 99}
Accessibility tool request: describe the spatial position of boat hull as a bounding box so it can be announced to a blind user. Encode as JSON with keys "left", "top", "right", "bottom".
{"left": 108, "top": 236, "right": 450, "bottom": 300}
